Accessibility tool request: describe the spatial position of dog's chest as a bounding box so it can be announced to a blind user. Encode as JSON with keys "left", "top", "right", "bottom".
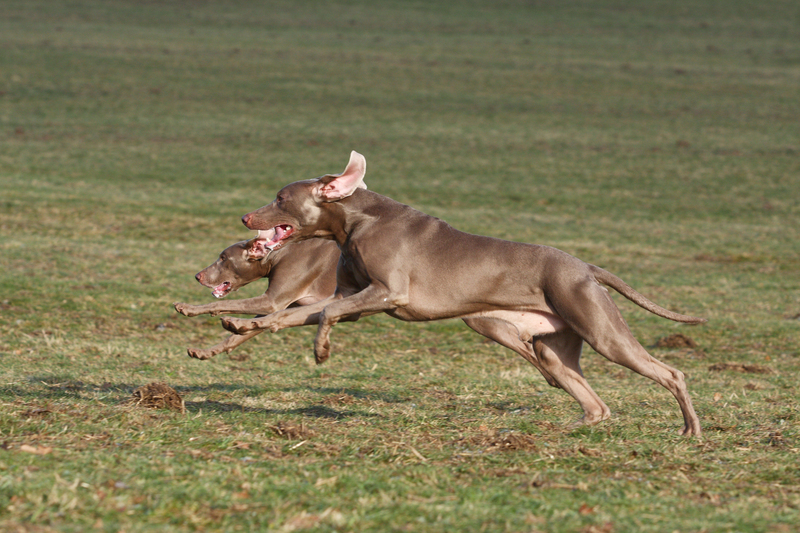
{"left": 338, "top": 249, "right": 372, "bottom": 288}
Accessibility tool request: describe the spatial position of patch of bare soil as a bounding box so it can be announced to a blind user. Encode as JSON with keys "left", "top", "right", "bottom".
{"left": 456, "top": 429, "right": 538, "bottom": 453}
{"left": 708, "top": 362, "right": 775, "bottom": 374}
{"left": 655, "top": 333, "right": 697, "bottom": 349}
{"left": 268, "top": 421, "right": 317, "bottom": 440}
{"left": 125, "top": 382, "right": 185, "bottom": 413}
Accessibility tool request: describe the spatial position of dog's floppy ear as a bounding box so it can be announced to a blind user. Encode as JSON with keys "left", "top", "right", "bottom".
{"left": 244, "top": 237, "right": 269, "bottom": 261}
{"left": 316, "top": 151, "right": 367, "bottom": 202}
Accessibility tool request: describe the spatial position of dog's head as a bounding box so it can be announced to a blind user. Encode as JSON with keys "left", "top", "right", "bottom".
{"left": 194, "top": 240, "right": 270, "bottom": 298}
{"left": 242, "top": 151, "right": 367, "bottom": 248}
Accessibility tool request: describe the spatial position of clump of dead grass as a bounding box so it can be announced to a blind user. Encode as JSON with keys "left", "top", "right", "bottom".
{"left": 125, "top": 382, "right": 185, "bottom": 413}
{"left": 269, "top": 421, "right": 317, "bottom": 440}
{"left": 455, "top": 428, "right": 539, "bottom": 453}
{"left": 322, "top": 393, "right": 358, "bottom": 407}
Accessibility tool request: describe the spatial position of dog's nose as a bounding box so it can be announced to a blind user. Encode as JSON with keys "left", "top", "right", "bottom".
{"left": 242, "top": 213, "right": 252, "bottom": 227}
{"left": 195, "top": 271, "right": 204, "bottom": 283}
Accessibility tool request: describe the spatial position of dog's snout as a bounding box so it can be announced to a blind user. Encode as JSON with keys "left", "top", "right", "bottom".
{"left": 195, "top": 271, "right": 204, "bottom": 283}
{"left": 242, "top": 213, "right": 252, "bottom": 227}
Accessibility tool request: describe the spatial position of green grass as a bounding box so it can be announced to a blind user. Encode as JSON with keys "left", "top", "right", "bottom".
{"left": 1, "top": 0, "right": 799, "bottom": 531}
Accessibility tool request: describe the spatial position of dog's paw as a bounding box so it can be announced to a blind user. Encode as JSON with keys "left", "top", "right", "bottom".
{"left": 187, "top": 347, "right": 214, "bottom": 360}
{"left": 221, "top": 317, "right": 254, "bottom": 334}
{"left": 314, "top": 341, "right": 331, "bottom": 365}
{"left": 220, "top": 316, "right": 239, "bottom": 332}
{"left": 678, "top": 423, "right": 702, "bottom": 437}
{"left": 174, "top": 302, "right": 202, "bottom": 317}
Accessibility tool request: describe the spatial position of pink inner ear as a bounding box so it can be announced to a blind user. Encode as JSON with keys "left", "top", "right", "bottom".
{"left": 320, "top": 151, "right": 366, "bottom": 200}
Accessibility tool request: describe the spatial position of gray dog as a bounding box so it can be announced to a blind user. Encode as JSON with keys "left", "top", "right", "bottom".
{"left": 222, "top": 152, "right": 706, "bottom": 435}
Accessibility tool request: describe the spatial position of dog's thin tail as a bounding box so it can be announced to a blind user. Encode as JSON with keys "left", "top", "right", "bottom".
{"left": 590, "top": 266, "right": 707, "bottom": 324}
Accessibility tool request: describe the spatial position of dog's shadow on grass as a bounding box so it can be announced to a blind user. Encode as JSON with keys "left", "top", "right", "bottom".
{"left": 182, "top": 384, "right": 397, "bottom": 419}
{"left": 182, "top": 399, "right": 371, "bottom": 420}
{"left": 7, "top": 376, "right": 385, "bottom": 420}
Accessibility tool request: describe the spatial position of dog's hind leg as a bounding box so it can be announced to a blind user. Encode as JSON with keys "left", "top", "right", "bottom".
{"left": 551, "top": 281, "right": 701, "bottom": 436}
{"left": 462, "top": 317, "right": 559, "bottom": 388}
{"left": 532, "top": 330, "right": 612, "bottom": 428}
{"left": 464, "top": 317, "right": 611, "bottom": 429}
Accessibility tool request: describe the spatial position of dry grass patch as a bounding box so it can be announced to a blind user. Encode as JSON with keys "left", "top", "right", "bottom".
{"left": 454, "top": 427, "right": 539, "bottom": 453}
{"left": 124, "top": 382, "right": 186, "bottom": 413}
{"left": 269, "top": 421, "right": 317, "bottom": 440}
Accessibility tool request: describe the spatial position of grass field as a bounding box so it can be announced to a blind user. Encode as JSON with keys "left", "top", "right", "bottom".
{"left": 1, "top": 1, "right": 799, "bottom": 531}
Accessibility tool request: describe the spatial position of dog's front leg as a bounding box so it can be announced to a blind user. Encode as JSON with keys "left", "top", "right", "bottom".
{"left": 313, "top": 284, "right": 400, "bottom": 364}
{"left": 220, "top": 296, "right": 339, "bottom": 334}
{"left": 188, "top": 330, "right": 262, "bottom": 360}
{"left": 175, "top": 295, "right": 280, "bottom": 318}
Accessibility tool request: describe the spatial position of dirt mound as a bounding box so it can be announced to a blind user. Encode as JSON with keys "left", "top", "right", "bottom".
{"left": 708, "top": 362, "right": 774, "bottom": 374}
{"left": 655, "top": 333, "right": 697, "bottom": 349}
{"left": 126, "top": 382, "right": 185, "bottom": 413}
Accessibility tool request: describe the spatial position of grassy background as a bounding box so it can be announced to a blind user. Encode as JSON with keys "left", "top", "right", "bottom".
{"left": 1, "top": 0, "right": 799, "bottom": 531}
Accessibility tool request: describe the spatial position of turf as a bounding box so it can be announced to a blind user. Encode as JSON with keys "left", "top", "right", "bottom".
{"left": 1, "top": 1, "right": 799, "bottom": 531}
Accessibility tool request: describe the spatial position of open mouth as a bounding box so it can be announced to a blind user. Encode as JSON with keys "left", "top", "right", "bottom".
{"left": 211, "top": 281, "right": 232, "bottom": 299}
{"left": 252, "top": 225, "right": 294, "bottom": 252}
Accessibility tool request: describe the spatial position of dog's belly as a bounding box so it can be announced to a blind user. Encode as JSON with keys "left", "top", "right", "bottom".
{"left": 461, "top": 310, "right": 568, "bottom": 340}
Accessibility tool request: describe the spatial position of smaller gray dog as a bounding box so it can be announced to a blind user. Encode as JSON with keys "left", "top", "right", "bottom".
{"left": 174, "top": 237, "right": 339, "bottom": 359}
{"left": 175, "top": 237, "right": 570, "bottom": 371}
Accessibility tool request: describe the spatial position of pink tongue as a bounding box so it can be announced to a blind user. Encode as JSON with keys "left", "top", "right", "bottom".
{"left": 257, "top": 228, "right": 279, "bottom": 248}
{"left": 257, "top": 227, "right": 287, "bottom": 249}
{"left": 212, "top": 282, "right": 229, "bottom": 298}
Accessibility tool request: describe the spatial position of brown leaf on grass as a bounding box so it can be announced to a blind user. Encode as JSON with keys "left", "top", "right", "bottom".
{"left": 578, "top": 503, "right": 595, "bottom": 515}
{"left": 20, "top": 444, "right": 53, "bottom": 455}
{"left": 708, "top": 362, "right": 775, "bottom": 374}
{"left": 125, "top": 382, "right": 185, "bottom": 413}
{"left": 269, "top": 421, "right": 316, "bottom": 440}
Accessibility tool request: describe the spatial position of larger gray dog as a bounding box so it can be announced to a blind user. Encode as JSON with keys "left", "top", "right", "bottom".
{"left": 222, "top": 152, "right": 706, "bottom": 435}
